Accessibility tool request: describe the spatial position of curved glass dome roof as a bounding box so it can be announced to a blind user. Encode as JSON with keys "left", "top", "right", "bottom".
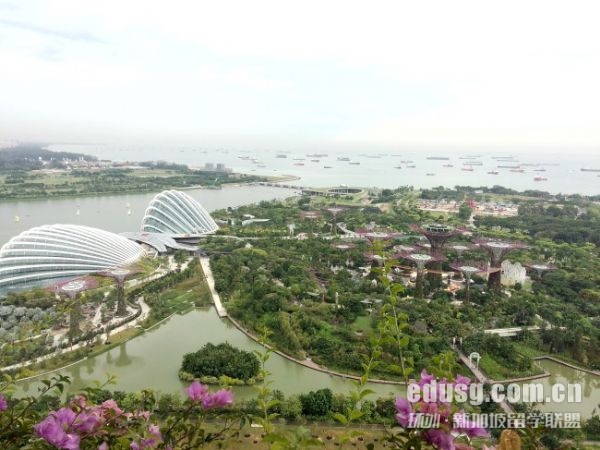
{"left": 141, "top": 190, "right": 218, "bottom": 236}
{"left": 0, "top": 224, "right": 146, "bottom": 287}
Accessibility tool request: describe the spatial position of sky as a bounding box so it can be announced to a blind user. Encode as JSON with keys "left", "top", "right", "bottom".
{"left": 0, "top": 0, "right": 599, "bottom": 150}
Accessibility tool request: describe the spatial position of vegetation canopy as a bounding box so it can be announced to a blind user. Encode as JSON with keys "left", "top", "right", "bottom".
{"left": 180, "top": 342, "right": 260, "bottom": 382}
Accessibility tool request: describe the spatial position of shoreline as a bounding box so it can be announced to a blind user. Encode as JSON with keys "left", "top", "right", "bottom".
{"left": 226, "top": 315, "right": 406, "bottom": 386}
{"left": 0, "top": 172, "right": 298, "bottom": 204}
{"left": 9, "top": 308, "right": 600, "bottom": 390}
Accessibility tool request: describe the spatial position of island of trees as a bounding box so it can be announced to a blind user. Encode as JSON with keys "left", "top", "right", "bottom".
{"left": 179, "top": 342, "right": 260, "bottom": 385}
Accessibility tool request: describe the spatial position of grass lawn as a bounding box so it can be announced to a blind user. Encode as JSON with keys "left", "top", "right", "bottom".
{"left": 478, "top": 354, "right": 544, "bottom": 381}
{"left": 513, "top": 342, "right": 545, "bottom": 358}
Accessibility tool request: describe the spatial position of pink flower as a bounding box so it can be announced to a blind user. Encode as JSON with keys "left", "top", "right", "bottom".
{"left": 135, "top": 410, "right": 151, "bottom": 421}
{"left": 34, "top": 412, "right": 81, "bottom": 450}
{"left": 454, "top": 374, "right": 470, "bottom": 387}
{"left": 418, "top": 369, "right": 435, "bottom": 389}
{"left": 69, "top": 395, "right": 88, "bottom": 409}
{"left": 202, "top": 389, "right": 233, "bottom": 409}
{"left": 457, "top": 419, "right": 489, "bottom": 438}
{"left": 73, "top": 411, "right": 103, "bottom": 434}
{"left": 395, "top": 397, "right": 412, "bottom": 427}
{"left": 424, "top": 429, "right": 455, "bottom": 450}
{"left": 54, "top": 407, "right": 77, "bottom": 425}
{"left": 98, "top": 443, "right": 108, "bottom": 450}
{"left": 149, "top": 424, "right": 162, "bottom": 437}
{"left": 186, "top": 381, "right": 209, "bottom": 402}
{"left": 101, "top": 399, "right": 124, "bottom": 417}
{"left": 0, "top": 394, "right": 7, "bottom": 411}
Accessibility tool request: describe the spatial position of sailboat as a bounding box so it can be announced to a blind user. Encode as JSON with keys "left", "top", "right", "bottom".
{"left": 14, "top": 215, "right": 20, "bottom": 222}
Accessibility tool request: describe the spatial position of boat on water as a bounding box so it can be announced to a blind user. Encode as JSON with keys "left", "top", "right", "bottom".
{"left": 498, "top": 165, "right": 521, "bottom": 169}
{"left": 581, "top": 168, "right": 600, "bottom": 172}
{"left": 394, "top": 166, "right": 402, "bottom": 169}
{"left": 14, "top": 215, "right": 20, "bottom": 222}
{"left": 533, "top": 168, "right": 547, "bottom": 172}
{"left": 276, "top": 154, "right": 288, "bottom": 158}
{"left": 400, "top": 160, "right": 413, "bottom": 164}
{"left": 488, "top": 170, "right": 499, "bottom": 175}
{"left": 293, "top": 162, "right": 304, "bottom": 166}
{"left": 534, "top": 176, "right": 547, "bottom": 181}
{"left": 310, "top": 159, "right": 320, "bottom": 163}
{"left": 426, "top": 173, "right": 436, "bottom": 176}
{"left": 349, "top": 161, "right": 360, "bottom": 165}
{"left": 426, "top": 156, "right": 450, "bottom": 160}
{"left": 306, "top": 153, "right": 328, "bottom": 157}
{"left": 463, "top": 161, "right": 483, "bottom": 166}
{"left": 442, "top": 164, "right": 454, "bottom": 167}
{"left": 461, "top": 166, "right": 474, "bottom": 172}
{"left": 324, "top": 166, "right": 333, "bottom": 169}
{"left": 337, "top": 157, "right": 350, "bottom": 161}
{"left": 510, "top": 169, "right": 525, "bottom": 173}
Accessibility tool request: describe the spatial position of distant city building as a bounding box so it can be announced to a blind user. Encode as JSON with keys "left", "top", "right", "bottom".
{"left": 0, "top": 225, "right": 146, "bottom": 288}
{"left": 195, "top": 163, "right": 232, "bottom": 173}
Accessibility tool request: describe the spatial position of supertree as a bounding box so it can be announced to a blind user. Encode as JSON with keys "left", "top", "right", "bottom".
{"left": 411, "top": 223, "right": 460, "bottom": 286}
{"left": 449, "top": 261, "right": 497, "bottom": 304}
{"left": 332, "top": 242, "right": 356, "bottom": 267}
{"left": 526, "top": 262, "right": 557, "bottom": 281}
{"left": 324, "top": 206, "right": 345, "bottom": 235}
{"left": 394, "top": 252, "right": 442, "bottom": 299}
{"left": 450, "top": 243, "right": 475, "bottom": 258}
{"left": 411, "top": 223, "right": 460, "bottom": 254}
{"left": 300, "top": 211, "right": 321, "bottom": 235}
{"left": 363, "top": 252, "right": 386, "bottom": 267}
{"left": 355, "top": 229, "right": 402, "bottom": 243}
{"left": 57, "top": 278, "right": 97, "bottom": 344}
{"left": 102, "top": 268, "right": 133, "bottom": 317}
{"left": 474, "top": 239, "right": 528, "bottom": 290}
{"left": 333, "top": 243, "right": 355, "bottom": 250}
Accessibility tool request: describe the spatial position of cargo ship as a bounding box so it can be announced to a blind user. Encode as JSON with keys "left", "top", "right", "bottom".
{"left": 580, "top": 168, "right": 600, "bottom": 172}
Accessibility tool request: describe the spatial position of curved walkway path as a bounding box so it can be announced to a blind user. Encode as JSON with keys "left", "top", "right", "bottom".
{"left": 1, "top": 297, "right": 149, "bottom": 373}
{"left": 533, "top": 355, "right": 600, "bottom": 376}
{"left": 226, "top": 315, "right": 405, "bottom": 386}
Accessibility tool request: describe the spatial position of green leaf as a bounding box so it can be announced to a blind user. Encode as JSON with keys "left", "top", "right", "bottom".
{"left": 349, "top": 409, "right": 364, "bottom": 421}
{"left": 359, "top": 388, "right": 376, "bottom": 399}
{"left": 332, "top": 412, "right": 348, "bottom": 425}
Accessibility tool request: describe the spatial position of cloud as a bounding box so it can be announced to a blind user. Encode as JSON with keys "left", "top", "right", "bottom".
{"left": 0, "top": 18, "right": 104, "bottom": 43}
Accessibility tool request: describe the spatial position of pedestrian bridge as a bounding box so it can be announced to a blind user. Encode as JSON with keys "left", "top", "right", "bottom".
{"left": 484, "top": 326, "right": 542, "bottom": 337}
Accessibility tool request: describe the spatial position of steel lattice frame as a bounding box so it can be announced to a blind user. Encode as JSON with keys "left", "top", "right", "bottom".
{"left": 0, "top": 225, "right": 146, "bottom": 287}
{"left": 141, "top": 190, "right": 218, "bottom": 236}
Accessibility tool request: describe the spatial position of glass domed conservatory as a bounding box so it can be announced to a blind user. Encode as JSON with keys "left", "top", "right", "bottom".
{"left": 140, "top": 190, "right": 218, "bottom": 243}
{"left": 0, "top": 224, "right": 146, "bottom": 288}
